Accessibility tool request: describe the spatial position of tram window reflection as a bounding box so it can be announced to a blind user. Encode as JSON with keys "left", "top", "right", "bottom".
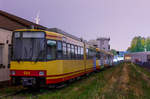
{"left": 47, "top": 40, "right": 56, "bottom": 60}
{"left": 57, "top": 41, "right": 62, "bottom": 59}
{"left": 67, "top": 44, "right": 71, "bottom": 59}
{"left": 57, "top": 41, "right": 62, "bottom": 51}
{"left": 71, "top": 45, "right": 75, "bottom": 59}
{"left": 63, "top": 43, "right": 67, "bottom": 59}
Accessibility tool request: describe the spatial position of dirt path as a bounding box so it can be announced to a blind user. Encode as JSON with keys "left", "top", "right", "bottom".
{"left": 101, "top": 66, "right": 122, "bottom": 93}
{"left": 100, "top": 63, "right": 145, "bottom": 99}
{"left": 117, "top": 63, "right": 129, "bottom": 93}
{"left": 100, "top": 64, "right": 124, "bottom": 99}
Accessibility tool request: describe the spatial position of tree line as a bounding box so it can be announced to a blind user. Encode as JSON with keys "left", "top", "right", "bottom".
{"left": 127, "top": 36, "right": 150, "bottom": 52}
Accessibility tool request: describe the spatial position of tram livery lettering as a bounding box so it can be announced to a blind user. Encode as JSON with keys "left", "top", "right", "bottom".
{"left": 24, "top": 71, "right": 30, "bottom": 75}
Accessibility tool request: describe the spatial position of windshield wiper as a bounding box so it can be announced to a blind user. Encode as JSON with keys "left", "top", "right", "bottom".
{"left": 17, "top": 57, "right": 22, "bottom": 63}
{"left": 34, "top": 50, "right": 43, "bottom": 63}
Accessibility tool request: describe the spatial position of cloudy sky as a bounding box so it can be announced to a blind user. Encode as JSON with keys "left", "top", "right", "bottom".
{"left": 1, "top": 0, "right": 150, "bottom": 51}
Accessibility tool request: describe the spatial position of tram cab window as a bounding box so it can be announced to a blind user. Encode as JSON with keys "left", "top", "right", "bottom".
{"left": 47, "top": 40, "right": 56, "bottom": 60}
{"left": 12, "top": 32, "right": 46, "bottom": 61}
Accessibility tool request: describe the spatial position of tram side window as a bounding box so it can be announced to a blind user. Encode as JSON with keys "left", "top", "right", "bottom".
{"left": 67, "top": 44, "right": 71, "bottom": 59}
{"left": 57, "top": 41, "right": 62, "bottom": 59}
{"left": 63, "top": 43, "right": 67, "bottom": 59}
{"left": 89, "top": 49, "right": 91, "bottom": 59}
{"left": 90, "top": 50, "right": 93, "bottom": 59}
{"left": 90, "top": 50, "right": 96, "bottom": 59}
{"left": 93, "top": 50, "right": 96, "bottom": 59}
{"left": 57, "top": 41, "right": 62, "bottom": 51}
{"left": 81, "top": 47, "right": 84, "bottom": 59}
{"left": 86, "top": 48, "right": 89, "bottom": 59}
{"left": 100, "top": 53, "right": 104, "bottom": 59}
{"left": 78, "top": 46, "right": 81, "bottom": 59}
{"left": 71, "top": 45, "right": 75, "bottom": 59}
{"left": 96, "top": 52, "right": 100, "bottom": 59}
{"left": 47, "top": 40, "right": 56, "bottom": 60}
{"left": 75, "top": 46, "right": 78, "bottom": 59}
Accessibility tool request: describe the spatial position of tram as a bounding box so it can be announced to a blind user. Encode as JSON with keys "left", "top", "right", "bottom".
{"left": 10, "top": 29, "right": 113, "bottom": 86}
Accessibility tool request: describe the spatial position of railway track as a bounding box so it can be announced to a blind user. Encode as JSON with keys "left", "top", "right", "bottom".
{"left": 0, "top": 88, "right": 50, "bottom": 99}
{"left": 0, "top": 88, "right": 27, "bottom": 99}
{"left": 0, "top": 82, "right": 71, "bottom": 99}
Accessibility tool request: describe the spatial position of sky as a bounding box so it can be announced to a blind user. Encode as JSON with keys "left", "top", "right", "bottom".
{"left": 1, "top": 0, "right": 150, "bottom": 51}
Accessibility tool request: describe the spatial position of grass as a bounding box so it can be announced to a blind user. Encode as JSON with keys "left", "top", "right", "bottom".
{"left": 131, "top": 64, "right": 150, "bottom": 98}
{"left": 2, "top": 63, "right": 150, "bottom": 99}
{"left": 38, "top": 65, "right": 122, "bottom": 99}
{"left": 0, "top": 86, "right": 24, "bottom": 96}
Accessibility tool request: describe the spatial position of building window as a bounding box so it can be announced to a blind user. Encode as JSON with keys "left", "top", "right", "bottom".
{"left": 0, "top": 44, "right": 4, "bottom": 68}
{"left": 108, "top": 45, "right": 110, "bottom": 50}
{"left": 102, "top": 41, "right": 104, "bottom": 45}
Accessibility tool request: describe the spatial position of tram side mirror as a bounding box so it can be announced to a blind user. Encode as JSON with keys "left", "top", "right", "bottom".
{"left": 47, "top": 40, "right": 56, "bottom": 46}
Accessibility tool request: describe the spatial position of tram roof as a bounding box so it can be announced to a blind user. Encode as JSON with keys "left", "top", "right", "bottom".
{"left": 47, "top": 28, "right": 82, "bottom": 42}
{"left": 14, "top": 28, "right": 83, "bottom": 42}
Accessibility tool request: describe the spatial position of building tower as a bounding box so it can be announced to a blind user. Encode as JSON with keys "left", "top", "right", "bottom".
{"left": 96, "top": 37, "right": 110, "bottom": 51}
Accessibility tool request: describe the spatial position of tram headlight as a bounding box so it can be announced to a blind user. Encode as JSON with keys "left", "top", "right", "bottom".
{"left": 39, "top": 71, "right": 45, "bottom": 76}
{"left": 11, "top": 71, "right": 16, "bottom": 75}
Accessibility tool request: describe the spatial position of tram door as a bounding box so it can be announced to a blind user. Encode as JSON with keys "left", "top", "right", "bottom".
{"left": 93, "top": 51, "right": 96, "bottom": 70}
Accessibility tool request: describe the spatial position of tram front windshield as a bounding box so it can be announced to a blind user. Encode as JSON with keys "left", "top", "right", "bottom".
{"left": 12, "top": 32, "right": 46, "bottom": 61}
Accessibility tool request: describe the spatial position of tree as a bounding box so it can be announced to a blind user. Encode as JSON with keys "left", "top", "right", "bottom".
{"left": 110, "top": 49, "right": 117, "bottom": 55}
{"left": 146, "top": 37, "right": 150, "bottom": 51}
{"left": 127, "top": 36, "right": 145, "bottom": 52}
